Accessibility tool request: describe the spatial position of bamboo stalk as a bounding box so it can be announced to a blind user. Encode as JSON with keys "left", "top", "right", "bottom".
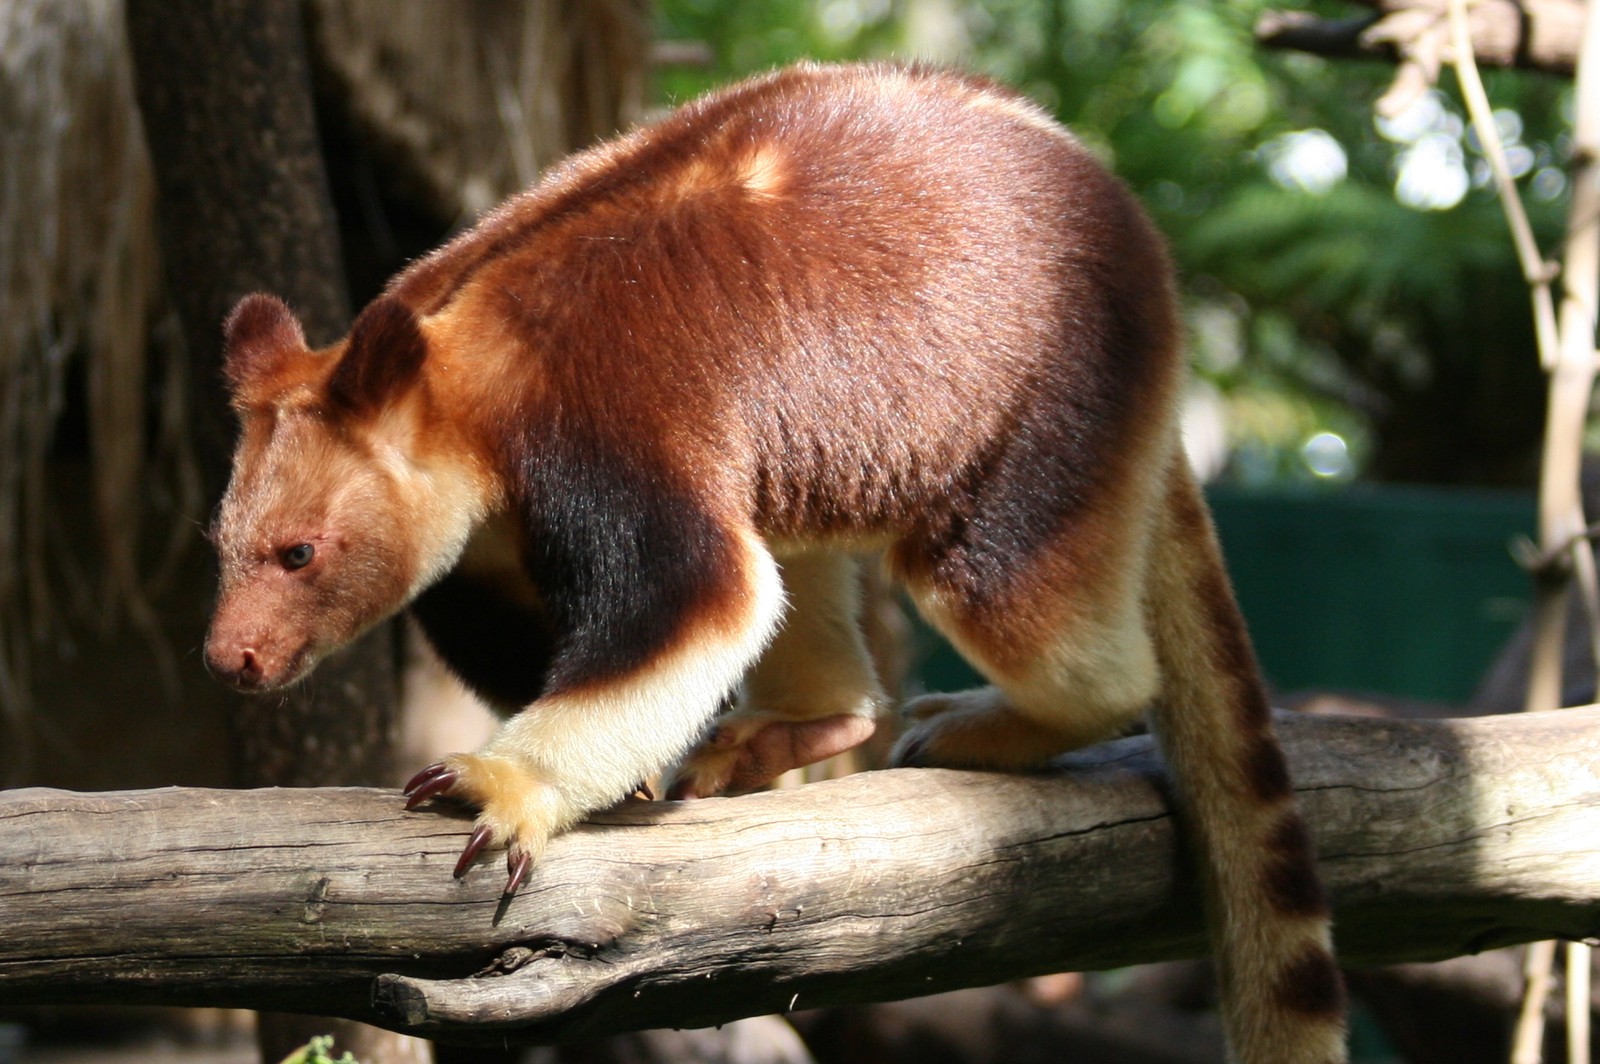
{"left": 1535, "top": 0, "right": 1600, "bottom": 704}
{"left": 1513, "top": 941, "right": 1560, "bottom": 1064}
{"left": 1448, "top": 0, "right": 1561, "bottom": 364}
{"left": 1448, "top": 2, "right": 1600, "bottom": 1060}
{"left": 1571, "top": 942, "right": 1593, "bottom": 1064}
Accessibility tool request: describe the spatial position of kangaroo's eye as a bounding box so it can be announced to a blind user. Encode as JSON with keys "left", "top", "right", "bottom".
{"left": 280, "top": 543, "right": 315, "bottom": 570}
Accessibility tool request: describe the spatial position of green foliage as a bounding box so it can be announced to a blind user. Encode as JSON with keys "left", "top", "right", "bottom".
{"left": 275, "top": 1035, "right": 359, "bottom": 1064}
{"left": 654, "top": 0, "right": 1571, "bottom": 484}
{"left": 656, "top": 0, "right": 901, "bottom": 101}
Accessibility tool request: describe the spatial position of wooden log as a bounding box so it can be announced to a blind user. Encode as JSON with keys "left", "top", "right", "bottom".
{"left": 3, "top": 709, "right": 1599, "bottom": 1045}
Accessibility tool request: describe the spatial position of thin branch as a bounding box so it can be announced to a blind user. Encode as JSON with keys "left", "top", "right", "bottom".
{"left": 1258, "top": 0, "right": 1584, "bottom": 78}
{"left": 1448, "top": 0, "right": 1560, "bottom": 366}
{"left": 1527, "top": 0, "right": 1600, "bottom": 715}
{"left": 1570, "top": 942, "right": 1592, "bottom": 1064}
{"left": 1255, "top": 10, "right": 1388, "bottom": 62}
{"left": 1461, "top": 0, "right": 1600, "bottom": 1058}
{"left": 1513, "top": 941, "right": 1559, "bottom": 1064}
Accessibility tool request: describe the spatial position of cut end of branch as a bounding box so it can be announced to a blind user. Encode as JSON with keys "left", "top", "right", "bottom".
{"left": 372, "top": 974, "right": 430, "bottom": 1028}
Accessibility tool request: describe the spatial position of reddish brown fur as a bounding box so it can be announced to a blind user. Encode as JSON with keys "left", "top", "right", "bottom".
{"left": 204, "top": 63, "right": 1345, "bottom": 1064}
{"left": 397, "top": 66, "right": 1180, "bottom": 677}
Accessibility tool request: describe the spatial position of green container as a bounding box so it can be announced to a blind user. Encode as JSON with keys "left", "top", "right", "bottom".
{"left": 1207, "top": 485, "right": 1534, "bottom": 703}
{"left": 912, "top": 485, "right": 1535, "bottom": 706}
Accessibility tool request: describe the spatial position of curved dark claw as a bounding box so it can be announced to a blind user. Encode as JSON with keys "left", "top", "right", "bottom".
{"left": 403, "top": 762, "right": 458, "bottom": 810}
{"left": 404, "top": 761, "right": 450, "bottom": 793}
{"left": 632, "top": 780, "right": 654, "bottom": 801}
{"left": 454, "top": 824, "right": 493, "bottom": 879}
{"left": 505, "top": 849, "right": 532, "bottom": 896}
{"left": 891, "top": 735, "right": 928, "bottom": 769}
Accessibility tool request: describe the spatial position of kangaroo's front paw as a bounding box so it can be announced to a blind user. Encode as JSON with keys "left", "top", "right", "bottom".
{"left": 666, "top": 711, "right": 876, "bottom": 799}
{"left": 404, "top": 754, "right": 570, "bottom": 894}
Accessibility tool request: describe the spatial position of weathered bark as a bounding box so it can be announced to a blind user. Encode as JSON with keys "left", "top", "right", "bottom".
{"left": 126, "top": 0, "right": 350, "bottom": 461}
{"left": 1257, "top": 0, "right": 1585, "bottom": 77}
{"left": 306, "top": 0, "right": 650, "bottom": 224}
{"left": 3, "top": 710, "right": 1598, "bottom": 1046}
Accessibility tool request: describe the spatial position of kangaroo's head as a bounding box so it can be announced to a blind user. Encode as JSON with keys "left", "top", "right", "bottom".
{"left": 204, "top": 293, "right": 489, "bottom": 691}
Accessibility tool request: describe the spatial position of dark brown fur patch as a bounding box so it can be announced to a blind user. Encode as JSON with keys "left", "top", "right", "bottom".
{"left": 410, "top": 568, "right": 556, "bottom": 710}
{"left": 503, "top": 425, "right": 749, "bottom": 697}
{"left": 1275, "top": 945, "right": 1348, "bottom": 1019}
{"left": 1196, "top": 566, "right": 1271, "bottom": 730}
{"left": 1261, "top": 812, "right": 1330, "bottom": 917}
{"left": 1162, "top": 471, "right": 1273, "bottom": 730}
{"left": 327, "top": 295, "right": 428, "bottom": 414}
{"left": 1242, "top": 729, "right": 1295, "bottom": 802}
{"left": 222, "top": 292, "right": 307, "bottom": 389}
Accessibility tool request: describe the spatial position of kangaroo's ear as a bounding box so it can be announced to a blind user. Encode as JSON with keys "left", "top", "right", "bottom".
{"left": 327, "top": 295, "right": 428, "bottom": 415}
{"left": 222, "top": 293, "right": 309, "bottom": 393}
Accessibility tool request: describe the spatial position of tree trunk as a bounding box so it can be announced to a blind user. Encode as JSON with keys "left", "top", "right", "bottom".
{"left": 124, "top": 0, "right": 400, "bottom": 790}
{"left": 124, "top": 2, "right": 406, "bottom": 1059}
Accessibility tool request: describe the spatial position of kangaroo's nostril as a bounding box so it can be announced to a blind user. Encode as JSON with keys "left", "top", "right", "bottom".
{"left": 239, "top": 648, "right": 263, "bottom": 684}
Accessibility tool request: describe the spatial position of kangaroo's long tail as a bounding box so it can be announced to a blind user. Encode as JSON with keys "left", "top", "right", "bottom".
{"left": 1145, "top": 460, "right": 1348, "bottom": 1064}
